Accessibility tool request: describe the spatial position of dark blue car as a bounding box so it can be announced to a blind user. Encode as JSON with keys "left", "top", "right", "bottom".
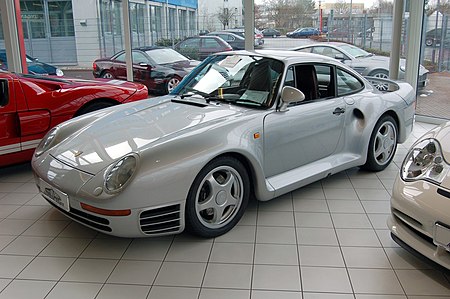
{"left": 0, "top": 49, "right": 63, "bottom": 76}
{"left": 286, "top": 27, "right": 320, "bottom": 38}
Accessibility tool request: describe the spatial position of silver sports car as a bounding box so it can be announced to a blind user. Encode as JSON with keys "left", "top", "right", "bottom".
{"left": 293, "top": 42, "right": 429, "bottom": 91}
{"left": 32, "top": 50, "right": 416, "bottom": 238}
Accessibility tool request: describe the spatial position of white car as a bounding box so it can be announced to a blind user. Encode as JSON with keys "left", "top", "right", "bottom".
{"left": 388, "top": 121, "right": 450, "bottom": 270}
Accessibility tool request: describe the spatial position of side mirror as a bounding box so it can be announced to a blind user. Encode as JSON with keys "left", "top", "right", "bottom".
{"left": 139, "top": 62, "right": 150, "bottom": 68}
{"left": 279, "top": 86, "right": 305, "bottom": 112}
{"left": 335, "top": 54, "right": 346, "bottom": 61}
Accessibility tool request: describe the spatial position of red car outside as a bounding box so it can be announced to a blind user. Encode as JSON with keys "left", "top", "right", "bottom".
{"left": 0, "top": 71, "right": 148, "bottom": 167}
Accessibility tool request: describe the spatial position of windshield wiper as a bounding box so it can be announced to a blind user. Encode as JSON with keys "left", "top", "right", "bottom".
{"left": 180, "top": 87, "right": 222, "bottom": 103}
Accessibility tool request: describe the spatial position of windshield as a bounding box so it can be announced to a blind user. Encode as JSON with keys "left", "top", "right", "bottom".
{"left": 146, "top": 48, "right": 188, "bottom": 64}
{"left": 176, "top": 54, "right": 284, "bottom": 108}
{"left": 338, "top": 44, "right": 371, "bottom": 58}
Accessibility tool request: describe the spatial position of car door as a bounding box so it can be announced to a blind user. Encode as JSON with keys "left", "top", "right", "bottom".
{"left": 131, "top": 51, "right": 153, "bottom": 86}
{"left": 0, "top": 74, "right": 21, "bottom": 164}
{"left": 176, "top": 38, "right": 200, "bottom": 60}
{"left": 263, "top": 63, "right": 346, "bottom": 177}
{"left": 200, "top": 37, "right": 224, "bottom": 60}
{"left": 112, "top": 52, "right": 128, "bottom": 80}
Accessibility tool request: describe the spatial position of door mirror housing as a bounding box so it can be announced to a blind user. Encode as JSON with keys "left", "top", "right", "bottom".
{"left": 279, "top": 86, "right": 305, "bottom": 112}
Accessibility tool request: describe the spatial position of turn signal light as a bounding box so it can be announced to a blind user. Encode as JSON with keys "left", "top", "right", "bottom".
{"left": 81, "top": 202, "right": 131, "bottom": 216}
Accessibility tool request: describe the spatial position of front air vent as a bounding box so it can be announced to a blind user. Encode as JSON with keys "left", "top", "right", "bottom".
{"left": 139, "top": 204, "right": 182, "bottom": 235}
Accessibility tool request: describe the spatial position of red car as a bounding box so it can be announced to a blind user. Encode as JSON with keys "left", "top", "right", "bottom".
{"left": 0, "top": 71, "right": 148, "bottom": 167}
{"left": 93, "top": 47, "right": 199, "bottom": 95}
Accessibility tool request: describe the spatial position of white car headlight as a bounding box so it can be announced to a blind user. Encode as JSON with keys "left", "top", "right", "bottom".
{"left": 35, "top": 127, "right": 59, "bottom": 157}
{"left": 104, "top": 154, "right": 138, "bottom": 193}
{"left": 56, "top": 68, "right": 64, "bottom": 76}
{"left": 401, "top": 138, "right": 449, "bottom": 184}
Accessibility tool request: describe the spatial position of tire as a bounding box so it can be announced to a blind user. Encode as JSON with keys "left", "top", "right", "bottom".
{"left": 369, "top": 70, "right": 389, "bottom": 91}
{"left": 425, "top": 38, "right": 433, "bottom": 47}
{"left": 362, "top": 115, "right": 398, "bottom": 171}
{"left": 185, "top": 156, "right": 250, "bottom": 238}
{"left": 101, "top": 71, "right": 114, "bottom": 79}
{"left": 77, "top": 101, "right": 115, "bottom": 115}
{"left": 165, "top": 76, "right": 180, "bottom": 94}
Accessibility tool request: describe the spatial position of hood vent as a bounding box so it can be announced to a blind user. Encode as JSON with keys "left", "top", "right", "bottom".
{"left": 171, "top": 99, "right": 208, "bottom": 108}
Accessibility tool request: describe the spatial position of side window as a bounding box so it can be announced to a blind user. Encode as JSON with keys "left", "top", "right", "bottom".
{"left": 0, "top": 79, "right": 9, "bottom": 107}
{"left": 115, "top": 53, "right": 126, "bottom": 62}
{"left": 203, "top": 38, "right": 221, "bottom": 48}
{"left": 296, "top": 47, "right": 312, "bottom": 53}
{"left": 180, "top": 38, "right": 198, "bottom": 48}
{"left": 132, "top": 52, "right": 148, "bottom": 64}
{"left": 336, "top": 68, "right": 364, "bottom": 96}
{"left": 312, "top": 46, "right": 341, "bottom": 59}
{"left": 284, "top": 67, "right": 295, "bottom": 87}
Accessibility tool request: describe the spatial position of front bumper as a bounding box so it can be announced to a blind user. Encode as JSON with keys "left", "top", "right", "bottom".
{"left": 32, "top": 155, "right": 185, "bottom": 238}
{"left": 388, "top": 177, "right": 450, "bottom": 270}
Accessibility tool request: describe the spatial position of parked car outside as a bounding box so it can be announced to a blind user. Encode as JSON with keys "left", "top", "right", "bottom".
{"left": 388, "top": 121, "right": 450, "bottom": 271}
{"left": 174, "top": 35, "right": 233, "bottom": 61}
{"left": 199, "top": 29, "right": 210, "bottom": 36}
{"left": 0, "top": 70, "right": 148, "bottom": 167}
{"left": 0, "top": 49, "right": 64, "bottom": 76}
{"left": 262, "top": 28, "right": 281, "bottom": 38}
{"left": 424, "top": 28, "right": 450, "bottom": 47}
{"left": 206, "top": 31, "right": 245, "bottom": 50}
{"left": 293, "top": 42, "right": 429, "bottom": 91}
{"left": 287, "top": 27, "right": 320, "bottom": 38}
{"left": 32, "top": 50, "right": 416, "bottom": 238}
{"left": 223, "top": 28, "right": 265, "bottom": 47}
{"left": 93, "top": 47, "right": 199, "bottom": 94}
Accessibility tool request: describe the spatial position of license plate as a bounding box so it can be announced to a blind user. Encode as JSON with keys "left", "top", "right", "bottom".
{"left": 39, "top": 179, "right": 70, "bottom": 212}
{"left": 434, "top": 223, "right": 450, "bottom": 252}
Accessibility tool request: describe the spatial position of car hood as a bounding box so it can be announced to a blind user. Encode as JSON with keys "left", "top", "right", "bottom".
{"left": 161, "top": 60, "right": 200, "bottom": 72}
{"left": 49, "top": 97, "right": 246, "bottom": 174}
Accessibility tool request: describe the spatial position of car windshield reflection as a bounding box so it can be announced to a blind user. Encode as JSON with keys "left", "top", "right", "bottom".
{"left": 176, "top": 54, "right": 284, "bottom": 108}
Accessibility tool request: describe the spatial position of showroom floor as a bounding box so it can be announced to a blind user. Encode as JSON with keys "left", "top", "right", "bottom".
{"left": 0, "top": 121, "right": 449, "bottom": 299}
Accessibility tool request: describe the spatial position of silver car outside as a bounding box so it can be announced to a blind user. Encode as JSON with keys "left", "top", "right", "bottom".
{"left": 388, "top": 121, "right": 450, "bottom": 270}
{"left": 32, "top": 50, "right": 416, "bottom": 238}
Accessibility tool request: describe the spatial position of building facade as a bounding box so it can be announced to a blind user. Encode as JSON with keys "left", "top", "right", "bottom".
{"left": 0, "top": 0, "right": 198, "bottom": 68}
{"left": 198, "top": 0, "right": 244, "bottom": 32}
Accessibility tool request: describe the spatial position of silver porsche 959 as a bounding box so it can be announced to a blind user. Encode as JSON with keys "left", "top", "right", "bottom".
{"left": 32, "top": 50, "right": 416, "bottom": 238}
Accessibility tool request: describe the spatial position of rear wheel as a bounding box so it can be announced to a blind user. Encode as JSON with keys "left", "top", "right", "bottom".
{"left": 165, "top": 76, "right": 180, "bottom": 94}
{"left": 362, "top": 115, "right": 398, "bottom": 171}
{"left": 185, "top": 156, "right": 250, "bottom": 238}
{"left": 369, "top": 70, "right": 389, "bottom": 91}
{"left": 101, "top": 71, "right": 114, "bottom": 79}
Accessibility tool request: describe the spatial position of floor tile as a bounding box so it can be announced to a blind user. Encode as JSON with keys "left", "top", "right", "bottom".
{"left": 154, "top": 262, "right": 206, "bottom": 287}
{"left": 80, "top": 238, "right": 131, "bottom": 259}
{"left": 122, "top": 237, "right": 172, "bottom": 260}
{"left": 0, "top": 279, "right": 10, "bottom": 292}
{"left": 361, "top": 200, "right": 391, "bottom": 214}
{"left": 297, "top": 228, "right": 339, "bottom": 246}
{"left": 17, "top": 256, "right": 75, "bottom": 280}
{"left": 384, "top": 247, "right": 432, "bottom": 270}
{"left": 305, "top": 293, "right": 355, "bottom": 299}
{"left": 253, "top": 264, "right": 301, "bottom": 291}
{"left": 257, "top": 211, "right": 295, "bottom": 227}
{"left": 165, "top": 241, "right": 212, "bottom": 262}
{"left": 324, "top": 188, "right": 358, "bottom": 200}
{"left": 252, "top": 290, "right": 302, "bottom": 299}
{"left": 367, "top": 214, "right": 390, "bottom": 229}
{"left": 256, "top": 226, "right": 297, "bottom": 244}
{"left": 254, "top": 243, "right": 299, "bottom": 265}
{"left": 0, "top": 236, "right": 15, "bottom": 251}
{"left": 199, "top": 288, "right": 250, "bottom": 299}
{"left": 147, "top": 286, "right": 199, "bottom": 299}
{"left": 209, "top": 242, "right": 254, "bottom": 264}
{"left": 331, "top": 213, "right": 372, "bottom": 229}
{"left": 45, "top": 281, "right": 102, "bottom": 299}
{"left": 1, "top": 236, "right": 53, "bottom": 255}
{"left": 0, "top": 219, "right": 35, "bottom": 235}
{"left": 39, "top": 237, "right": 91, "bottom": 257}
{"left": 327, "top": 200, "right": 365, "bottom": 213}
{"left": 293, "top": 199, "right": 329, "bottom": 213}
{"left": 350, "top": 179, "right": 385, "bottom": 189}
{"left": 0, "top": 183, "right": 23, "bottom": 193}
{"left": 0, "top": 205, "right": 20, "bottom": 218}
{"left": 61, "top": 258, "right": 117, "bottom": 283}
{"left": 298, "top": 245, "right": 345, "bottom": 267}
{"left": 258, "top": 194, "right": 293, "bottom": 212}
{"left": 107, "top": 260, "right": 161, "bottom": 285}
{"left": 292, "top": 187, "right": 325, "bottom": 200}
{"left": 0, "top": 279, "right": 55, "bottom": 299}
{"left": 301, "top": 266, "right": 352, "bottom": 293}
{"left": 348, "top": 268, "right": 404, "bottom": 294}
{"left": 215, "top": 225, "right": 256, "bottom": 243}
{"left": 0, "top": 255, "right": 33, "bottom": 278}
{"left": 58, "top": 222, "right": 98, "bottom": 238}
{"left": 22, "top": 220, "right": 70, "bottom": 237}
{"left": 341, "top": 247, "right": 391, "bottom": 268}
{"left": 203, "top": 263, "right": 252, "bottom": 289}
{"left": 355, "top": 188, "right": 391, "bottom": 201}
{"left": 395, "top": 269, "right": 450, "bottom": 296}
{"left": 355, "top": 295, "right": 406, "bottom": 299}
{"left": 238, "top": 210, "right": 258, "bottom": 226}
{"left": 336, "top": 229, "right": 381, "bottom": 247}
{"left": 96, "top": 284, "right": 150, "bottom": 299}
{"left": 0, "top": 193, "right": 36, "bottom": 205}
{"left": 294, "top": 212, "right": 333, "bottom": 228}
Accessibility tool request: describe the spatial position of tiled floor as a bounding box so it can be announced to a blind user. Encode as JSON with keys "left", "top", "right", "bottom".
{"left": 0, "top": 121, "right": 449, "bottom": 299}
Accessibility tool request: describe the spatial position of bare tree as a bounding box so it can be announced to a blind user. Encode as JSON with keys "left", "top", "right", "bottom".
{"left": 367, "top": 0, "right": 394, "bottom": 15}
{"left": 217, "top": 7, "right": 236, "bottom": 30}
{"left": 263, "top": 0, "right": 316, "bottom": 30}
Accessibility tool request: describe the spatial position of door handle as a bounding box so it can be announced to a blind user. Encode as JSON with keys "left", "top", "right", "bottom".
{"left": 333, "top": 107, "right": 346, "bottom": 115}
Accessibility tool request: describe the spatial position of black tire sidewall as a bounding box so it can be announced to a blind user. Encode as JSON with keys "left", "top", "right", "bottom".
{"left": 102, "top": 71, "right": 113, "bottom": 79}
{"left": 363, "top": 115, "right": 398, "bottom": 171}
{"left": 185, "top": 156, "right": 250, "bottom": 238}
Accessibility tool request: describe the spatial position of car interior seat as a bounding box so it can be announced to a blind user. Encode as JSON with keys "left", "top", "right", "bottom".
{"left": 247, "top": 60, "right": 273, "bottom": 92}
{"left": 295, "top": 65, "right": 319, "bottom": 101}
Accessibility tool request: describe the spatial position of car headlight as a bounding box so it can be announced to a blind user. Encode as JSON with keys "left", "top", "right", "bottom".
{"left": 56, "top": 68, "right": 64, "bottom": 76}
{"left": 104, "top": 154, "right": 138, "bottom": 193}
{"left": 34, "top": 127, "right": 59, "bottom": 157}
{"left": 401, "top": 138, "right": 449, "bottom": 184}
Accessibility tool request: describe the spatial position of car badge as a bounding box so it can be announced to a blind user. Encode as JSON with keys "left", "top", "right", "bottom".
{"left": 73, "top": 150, "right": 83, "bottom": 157}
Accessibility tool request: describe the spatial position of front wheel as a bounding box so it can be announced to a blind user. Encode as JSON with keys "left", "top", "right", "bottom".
{"left": 165, "top": 76, "right": 180, "bottom": 94}
{"left": 101, "top": 71, "right": 114, "bottom": 79}
{"left": 369, "top": 70, "right": 389, "bottom": 91}
{"left": 361, "top": 115, "right": 398, "bottom": 171}
{"left": 185, "top": 157, "right": 250, "bottom": 238}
